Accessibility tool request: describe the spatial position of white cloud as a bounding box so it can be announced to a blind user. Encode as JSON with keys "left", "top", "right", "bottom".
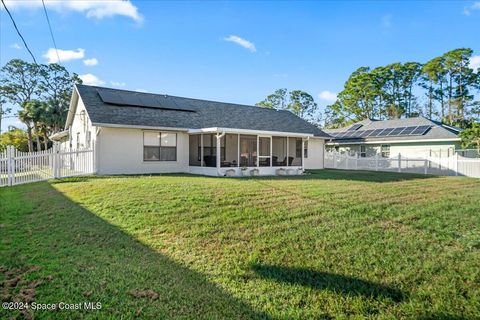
{"left": 381, "top": 14, "right": 392, "bottom": 28}
{"left": 79, "top": 73, "right": 105, "bottom": 86}
{"left": 470, "top": 55, "right": 480, "bottom": 71}
{"left": 318, "top": 91, "right": 337, "bottom": 102}
{"left": 10, "top": 43, "right": 22, "bottom": 50}
{"left": 463, "top": 2, "right": 480, "bottom": 15}
{"left": 83, "top": 58, "right": 98, "bottom": 66}
{"left": 5, "top": 0, "right": 143, "bottom": 23}
{"left": 43, "top": 48, "right": 85, "bottom": 63}
{"left": 110, "top": 81, "right": 126, "bottom": 87}
{"left": 223, "top": 35, "right": 256, "bottom": 53}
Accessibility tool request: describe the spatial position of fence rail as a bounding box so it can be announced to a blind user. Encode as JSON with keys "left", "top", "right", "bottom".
{"left": 325, "top": 151, "right": 480, "bottom": 178}
{"left": 0, "top": 145, "right": 95, "bottom": 187}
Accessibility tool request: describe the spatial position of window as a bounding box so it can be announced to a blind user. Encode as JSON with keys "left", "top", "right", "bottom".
{"left": 86, "top": 131, "right": 91, "bottom": 148}
{"left": 304, "top": 140, "right": 308, "bottom": 158}
{"left": 143, "top": 131, "right": 177, "bottom": 161}
{"left": 360, "top": 145, "right": 366, "bottom": 158}
{"left": 381, "top": 145, "right": 390, "bottom": 158}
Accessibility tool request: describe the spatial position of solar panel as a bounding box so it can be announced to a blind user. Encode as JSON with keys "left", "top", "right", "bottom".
{"left": 347, "top": 124, "right": 363, "bottom": 131}
{"left": 410, "top": 125, "right": 431, "bottom": 135}
{"left": 388, "top": 127, "right": 406, "bottom": 136}
{"left": 359, "top": 130, "right": 374, "bottom": 137}
{"left": 369, "top": 129, "right": 385, "bottom": 137}
{"left": 97, "top": 89, "right": 195, "bottom": 112}
{"left": 400, "top": 126, "right": 416, "bottom": 135}
{"left": 379, "top": 128, "right": 394, "bottom": 136}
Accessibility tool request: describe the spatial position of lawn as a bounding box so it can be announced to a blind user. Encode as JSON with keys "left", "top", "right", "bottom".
{"left": 1, "top": 170, "right": 479, "bottom": 319}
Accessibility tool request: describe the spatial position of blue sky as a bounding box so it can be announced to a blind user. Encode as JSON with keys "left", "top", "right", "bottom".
{"left": 1, "top": 0, "right": 479, "bottom": 131}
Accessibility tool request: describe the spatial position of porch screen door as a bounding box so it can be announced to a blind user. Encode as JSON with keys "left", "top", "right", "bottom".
{"left": 240, "top": 135, "right": 257, "bottom": 167}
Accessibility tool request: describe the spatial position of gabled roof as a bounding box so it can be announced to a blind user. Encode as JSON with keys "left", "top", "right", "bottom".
{"left": 73, "top": 85, "right": 329, "bottom": 137}
{"left": 324, "top": 117, "right": 461, "bottom": 144}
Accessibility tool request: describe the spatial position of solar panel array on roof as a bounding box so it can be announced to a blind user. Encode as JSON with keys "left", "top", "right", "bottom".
{"left": 347, "top": 123, "right": 363, "bottom": 131}
{"left": 330, "top": 125, "right": 431, "bottom": 139}
{"left": 97, "top": 89, "right": 196, "bottom": 112}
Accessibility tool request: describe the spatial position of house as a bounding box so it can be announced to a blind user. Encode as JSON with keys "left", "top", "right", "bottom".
{"left": 51, "top": 84, "right": 329, "bottom": 176}
{"left": 324, "top": 117, "right": 462, "bottom": 158}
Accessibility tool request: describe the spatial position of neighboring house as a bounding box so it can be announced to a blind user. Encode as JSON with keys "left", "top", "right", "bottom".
{"left": 324, "top": 117, "right": 462, "bottom": 158}
{"left": 51, "top": 84, "right": 329, "bottom": 176}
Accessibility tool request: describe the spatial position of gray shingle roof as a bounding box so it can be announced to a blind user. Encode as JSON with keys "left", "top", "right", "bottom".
{"left": 324, "top": 117, "right": 461, "bottom": 143}
{"left": 76, "top": 85, "right": 329, "bottom": 137}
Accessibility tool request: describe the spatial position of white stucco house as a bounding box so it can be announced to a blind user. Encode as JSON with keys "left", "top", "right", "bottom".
{"left": 324, "top": 117, "right": 463, "bottom": 158}
{"left": 51, "top": 85, "right": 329, "bottom": 176}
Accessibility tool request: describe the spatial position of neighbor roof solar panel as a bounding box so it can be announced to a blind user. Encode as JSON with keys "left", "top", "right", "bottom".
{"left": 410, "top": 125, "right": 431, "bottom": 135}
{"left": 400, "top": 126, "right": 416, "bottom": 135}
{"left": 379, "top": 128, "right": 394, "bottom": 136}
{"left": 388, "top": 127, "right": 406, "bottom": 136}
{"left": 347, "top": 123, "right": 363, "bottom": 131}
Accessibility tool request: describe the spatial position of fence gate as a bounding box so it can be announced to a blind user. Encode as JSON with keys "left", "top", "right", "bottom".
{"left": 0, "top": 145, "right": 95, "bottom": 187}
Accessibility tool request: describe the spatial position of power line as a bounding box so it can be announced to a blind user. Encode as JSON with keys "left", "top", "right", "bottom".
{"left": 41, "top": 0, "right": 61, "bottom": 65}
{"left": 1, "top": 0, "right": 38, "bottom": 64}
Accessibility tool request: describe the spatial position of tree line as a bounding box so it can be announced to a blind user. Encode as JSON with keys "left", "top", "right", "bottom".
{"left": 0, "top": 59, "right": 81, "bottom": 152}
{"left": 324, "top": 48, "right": 480, "bottom": 129}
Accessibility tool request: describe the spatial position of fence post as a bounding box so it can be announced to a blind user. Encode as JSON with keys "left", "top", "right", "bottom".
{"left": 52, "top": 144, "right": 59, "bottom": 179}
{"left": 375, "top": 154, "right": 378, "bottom": 171}
{"left": 333, "top": 152, "right": 337, "bottom": 169}
{"left": 346, "top": 154, "right": 349, "bottom": 170}
{"left": 355, "top": 153, "right": 358, "bottom": 170}
{"left": 398, "top": 154, "right": 402, "bottom": 172}
{"left": 454, "top": 153, "right": 458, "bottom": 176}
{"left": 7, "top": 146, "right": 13, "bottom": 186}
{"left": 424, "top": 159, "right": 428, "bottom": 175}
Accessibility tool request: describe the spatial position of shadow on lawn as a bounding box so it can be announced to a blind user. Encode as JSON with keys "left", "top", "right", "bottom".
{"left": 251, "top": 264, "right": 405, "bottom": 302}
{"left": 1, "top": 182, "right": 271, "bottom": 319}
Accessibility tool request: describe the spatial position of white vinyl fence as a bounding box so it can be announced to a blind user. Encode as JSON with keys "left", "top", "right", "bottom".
{"left": 0, "top": 145, "right": 94, "bottom": 187}
{"left": 325, "top": 151, "right": 480, "bottom": 178}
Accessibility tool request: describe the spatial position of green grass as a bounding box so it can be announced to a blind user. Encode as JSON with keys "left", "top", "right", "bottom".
{"left": 1, "top": 170, "right": 479, "bottom": 319}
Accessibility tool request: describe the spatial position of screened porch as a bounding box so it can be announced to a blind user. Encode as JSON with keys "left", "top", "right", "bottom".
{"left": 188, "top": 132, "right": 308, "bottom": 176}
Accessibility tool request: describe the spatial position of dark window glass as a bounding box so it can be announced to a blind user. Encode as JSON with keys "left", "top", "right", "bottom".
{"left": 144, "top": 146, "right": 160, "bottom": 161}
{"left": 160, "top": 147, "right": 177, "bottom": 161}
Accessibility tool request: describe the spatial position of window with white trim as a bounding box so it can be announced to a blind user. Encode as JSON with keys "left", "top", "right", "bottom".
{"left": 381, "top": 144, "right": 390, "bottom": 158}
{"left": 143, "top": 132, "right": 177, "bottom": 161}
{"left": 360, "top": 145, "right": 366, "bottom": 158}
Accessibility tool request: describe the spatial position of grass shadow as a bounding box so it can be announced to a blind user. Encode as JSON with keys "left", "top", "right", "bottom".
{"left": 251, "top": 264, "right": 405, "bottom": 302}
{"left": 0, "top": 183, "right": 271, "bottom": 319}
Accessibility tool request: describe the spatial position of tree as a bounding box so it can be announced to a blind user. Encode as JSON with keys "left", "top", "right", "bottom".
{"left": 0, "top": 59, "right": 41, "bottom": 150}
{"left": 39, "top": 63, "right": 82, "bottom": 133}
{"left": 460, "top": 122, "right": 480, "bottom": 152}
{"left": 256, "top": 88, "right": 288, "bottom": 109}
{"left": 0, "top": 128, "right": 29, "bottom": 152}
{"left": 256, "top": 89, "right": 320, "bottom": 125}
{"left": 442, "top": 48, "right": 476, "bottom": 125}
{"left": 0, "top": 95, "right": 11, "bottom": 134}
{"left": 0, "top": 59, "right": 81, "bottom": 150}
{"left": 421, "top": 56, "right": 447, "bottom": 119}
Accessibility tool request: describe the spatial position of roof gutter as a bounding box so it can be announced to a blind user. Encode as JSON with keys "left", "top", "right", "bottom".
{"left": 188, "top": 127, "right": 316, "bottom": 138}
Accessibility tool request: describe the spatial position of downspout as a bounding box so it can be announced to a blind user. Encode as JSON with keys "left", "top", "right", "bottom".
{"left": 216, "top": 132, "right": 226, "bottom": 176}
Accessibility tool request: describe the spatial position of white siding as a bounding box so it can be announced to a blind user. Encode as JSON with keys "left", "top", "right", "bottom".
{"left": 96, "top": 127, "right": 189, "bottom": 175}
{"left": 69, "top": 96, "right": 96, "bottom": 150}
{"left": 304, "top": 138, "right": 324, "bottom": 169}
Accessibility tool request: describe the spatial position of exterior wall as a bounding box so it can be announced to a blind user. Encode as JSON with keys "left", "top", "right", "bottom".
{"left": 96, "top": 127, "right": 189, "bottom": 175}
{"left": 69, "top": 97, "right": 96, "bottom": 150}
{"left": 329, "top": 141, "right": 461, "bottom": 158}
{"left": 304, "top": 138, "right": 325, "bottom": 169}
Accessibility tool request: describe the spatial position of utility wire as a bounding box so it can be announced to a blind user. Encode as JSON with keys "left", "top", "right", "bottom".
{"left": 41, "top": 0, "right": 61, "bottom": 65}
{"left": 1, "top": 0, "right": 38, "bottom": 64}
